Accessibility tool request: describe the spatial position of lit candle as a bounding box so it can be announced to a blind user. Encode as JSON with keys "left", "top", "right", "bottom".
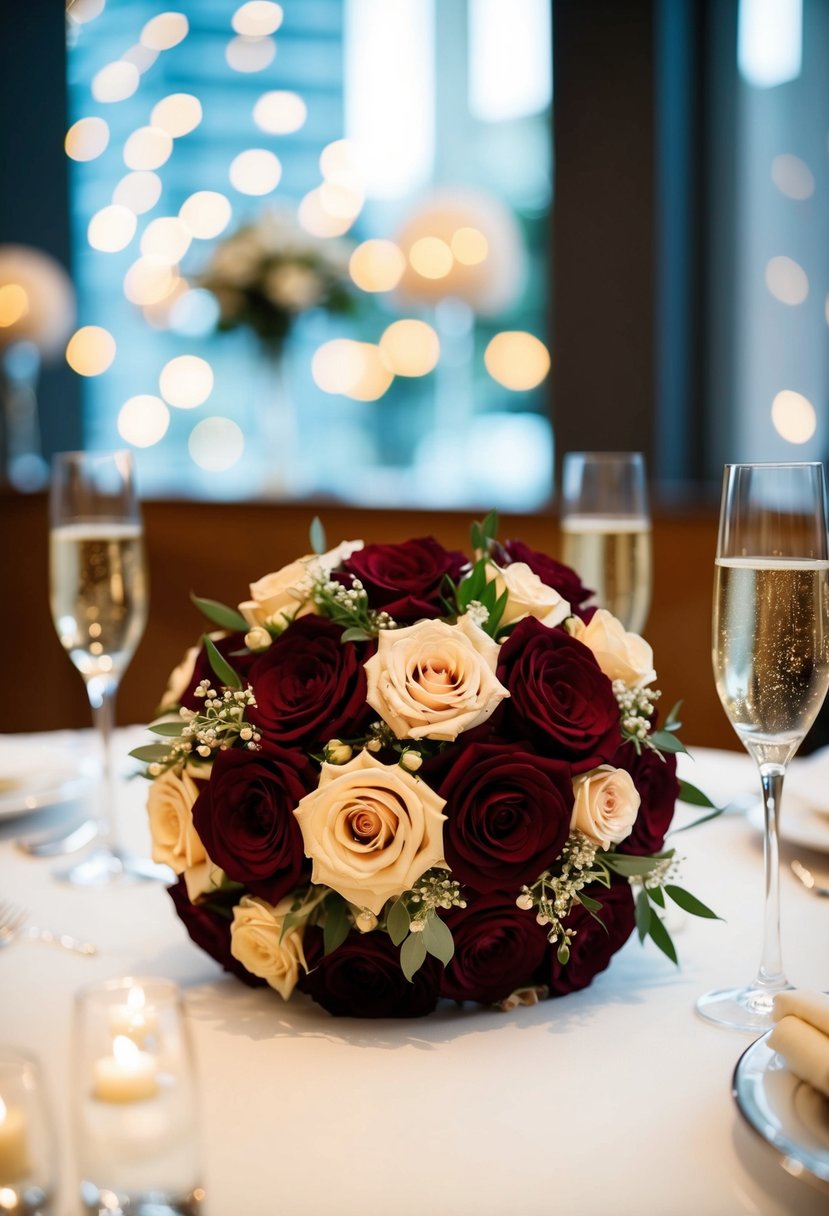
{"left": 0, "top": 1096, "right": 30, "bottom": 1182}
{"left": 109, "top": 985, "right": 158, "bottom": 1045}
{"left": 93, "top": 1035, "right": 158, "bottom": 1104}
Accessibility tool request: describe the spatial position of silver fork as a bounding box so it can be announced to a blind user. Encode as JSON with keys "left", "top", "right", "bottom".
{"left": 790, "top": 859, "right": 829, "bottom": 898}
{"left": 0, "top": 898, "right": 98, "bottom": 955}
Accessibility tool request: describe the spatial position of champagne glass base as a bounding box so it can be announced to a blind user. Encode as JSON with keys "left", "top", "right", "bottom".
{"left": 696, "top": 982, "right": 792, "bottom": 1032}
{"left": 55, "top": 847, "right": 172, "bottom": 887}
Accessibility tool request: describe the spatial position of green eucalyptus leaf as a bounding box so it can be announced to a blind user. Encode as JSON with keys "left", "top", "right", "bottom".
{"left": 575, "top": 892, "right": 604, "bottom": 913}
{"left": 646, "top": 885, "right": 665, "bottom": 908}
{"left": 340, "top": 627, "right": 372, "bottom": 643}
{"left": 646, "top": 911, "right": 678, "bottom": 965}
{"left": 677, "top": 780, "right": 717, "bottom": 809}
{"left": 421, "top": 914, "right": 454, "bottom": 966}
{"left": 648, "top": 730, "right": 689, "bottom": 755}
{"left": 322, "top": 896, "right": 351, "bottom": 956}
{"left": 190, "top": 594, "right": 249, "bottom": 633}
{"left": 635, "top": 889, "right": 651, "bottom": 942}
{"left": 203, "top": 635, "right": 242, "bottom": 690}
{"left": 664, "top": 885, "right": 721, "bottom": 920}
{"left": 603, "top": 854, "right": 664, "bottom": 877}
{"left": 128, "top": 743, "right": 171, "bottom": 763}
{"left": 400, "top": 931, "right": 427, "bottom": 982}
{"left": 481, "top": 509, "right": 499, "bottom": 542}
{"left": 310, "top": 516, "right": 327, "bottom": 555}
{"left": 148, "top": 720, "right": 186, "bottom": 737}
{"left": 386, "top": 899, "right": 410, "bottom": 946}
{"left": 669, "top": 806, "right": 726, "bottom": 834}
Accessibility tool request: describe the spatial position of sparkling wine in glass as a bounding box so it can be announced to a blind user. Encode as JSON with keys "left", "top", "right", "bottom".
{"left": 50, "top": 450, "right": 161, "bottom": 885}
{"left": 560, "top": 451, "right": 652, "bottom": 633}
{"left": 698, "top": 462, "right": 829, "bottom": 1031}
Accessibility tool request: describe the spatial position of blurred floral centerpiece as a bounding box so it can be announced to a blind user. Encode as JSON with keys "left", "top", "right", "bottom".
{"left": 135, "top": 515, "right": 717, "bottom": 1019}
{"left": 200, "top": 210, "right": 354, "bottom": 355}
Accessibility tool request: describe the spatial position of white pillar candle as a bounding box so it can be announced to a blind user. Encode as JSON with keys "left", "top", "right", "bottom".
{"left": 108, "top": 985, "right": 158, "bottom": 1045}
{"left": 0, "top": 1096, "right": 30, "bottom": 1182}
{"left": 93, "top": 1035, "right": 158, "bottom": 1104}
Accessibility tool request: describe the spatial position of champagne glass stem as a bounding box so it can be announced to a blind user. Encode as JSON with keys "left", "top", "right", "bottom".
{"left": 86, "top": 674, "right": 121, "bottom": 856}
{"left": 755, "top": 762, "right": 787, "bottom": 992}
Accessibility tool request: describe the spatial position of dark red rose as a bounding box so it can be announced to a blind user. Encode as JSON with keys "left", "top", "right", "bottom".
{"left": 179, "top": 632, "right": 257, "bottom": 711}
{"left": 504, "top": 539, "right": 593, "bottom": 613}
{"left": 435, "top": 742, "right": 572, "bottom": 892}
{"left": 340, "top": 536, "right": 467, "bottom": 622}
{"left": 496, "top": 617, "right": 621, "bottom": 769}
{"left": 441, "top": 893, "right": 549, "bottom": 1004}
{"left": 192, "top": 745, "right": 315, "bottom": 904}
{"left": 168, "top": 876, "right": 265, "bottom": 988}
{"left": 300, "top": 927, "right": 442, "bottom": 1018}
{"left": 547, "top": 882, "right": 635, "bottom": 995}
{"left": 247, "top": 615, "right": 371, "bottom": 748}
{"left": 612, "top": 742, "right": 679, "bottom": 855}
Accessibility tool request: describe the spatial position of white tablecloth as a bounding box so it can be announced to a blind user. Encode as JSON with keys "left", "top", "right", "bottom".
{"left": 0, "top": 729, "right": 827, "bottom": 1216}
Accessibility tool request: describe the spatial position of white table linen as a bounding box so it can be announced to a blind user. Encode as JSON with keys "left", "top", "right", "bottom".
{"left": 0, "top": 729, "right": 827, "bottom": 1216}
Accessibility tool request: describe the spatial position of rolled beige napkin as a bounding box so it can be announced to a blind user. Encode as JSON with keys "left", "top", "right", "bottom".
{"left": 768, "top": 1015, "right": 829, "bottom": 1099}
{"left": 772, "top": 989, "right": 829, "bottom": 1037}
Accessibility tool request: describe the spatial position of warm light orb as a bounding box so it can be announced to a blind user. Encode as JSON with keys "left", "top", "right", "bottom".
{"left": 345, "top": 344, "right": 394, "bottom": 401}
{"left": 65, "top": 325, "right": 116, "bottom": 376}
{"left": 319, "top": 139, "right": 361, "bottom": 182}
{"left": 151, "top": 93, "right": 203, "bottom": 138}
{"left": 188, "top": 417, "right": 245, "bottom": 471}
{"left": 0, "top": 285, "right": 29, "bottom": 328}
{"left": 159, "top": 354, "right": 214, "bottom": 408}
{"left": 311, "top": 339, "right": 393, "bottom": 400}
{"left": 65, "top": 117, "right": 110, "bottom": 162}
{"left": 771, "top": 390, "right": 817, "bottom": 444}
{"left": 140, "top": 11, "right": 189, "bottom": 50}
{"left": 123, "top": 126, "right": 173, "bottom": 171}
{"left": 67, "top": 0, "right": 106, "bottom": 24}
{"left": 123, "top": 258, "right": 178, "bottom": 306}
{"left": 319, "top": 181, "right": 364, "bottom": 221}
{"left": 408, "top": 237, "right": 453, "bottom": 280}
{"left": 121, "top": 43, "right": 159, "bottom": 74}
{"left": 348, "top": 240, "right": 405, "bottom": 293}
{"left": 451, "top": 227, "right": 488, "bottom": 266}
{"left": 113, "top": 171, "right": 162, "bottom": 215}
{"left": 229, "top": 149, "right": 282, "bottom": 195}
{"left": 253, "top": 90, "right": 307, "bottom": 134}
{"left": 233, "top": 1, "right": 283, "bottom": 35}
{"left": 771, "top": 154, "right": 814, "bottom": 201}
{"left": 92, "top": 60, "right": 140, "bottom": 103}
{"left": 765, "top": 255, "right": 809, "bottom": 305}
{"left": 88, "top": 205, "right": 137, "bottom": 253}
{"left": 225, "top": 36, "right": 276, "bottom": 73}
{"left": 379, "top": 319, "right": 439, "bottom": 377}
{"left": 298, "top": 189, "right": 355, "bottom": 238}
{"left": 141, "top": 278, "right": 190, "bottom": 329}
{"left": 118, "top": 394, "right": 170, "bottom": 447}
{"left": 140, "top": 216, "right": 192, "bottom": 265}
{"left": 179, "top": 191, "right": 232, "bottom": 239}
{"left": 484, "top": 331, "right": 550, "bottom": 391}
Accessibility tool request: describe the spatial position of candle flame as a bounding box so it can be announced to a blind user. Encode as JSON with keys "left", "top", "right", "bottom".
{"left": 112, "top": 1035, "right": 141, "bottom": 1067}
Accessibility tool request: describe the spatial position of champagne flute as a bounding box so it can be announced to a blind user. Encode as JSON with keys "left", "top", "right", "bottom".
{"left": 50, "top": 451, "right": 160, "bottom": 886}
{"left": 698, "top": 462, "right": 829, "bottom": 1031}
{"left": 560, "top": 451, "right": 652, "bottom": 633}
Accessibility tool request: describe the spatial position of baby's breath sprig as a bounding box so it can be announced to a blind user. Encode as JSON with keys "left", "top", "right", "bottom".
{"left": 615, "top": 680, "right": 662, "bottom": 747}
{"left": 516, "top": 832, "right": 605, "bottom": 964}
{"left": 129, "top": 679, "right": 259, "bottom": 776}
{"left": 385, "top": 869, "right": 465, "bottom": 982}
{"left": 312, "top": 575, "right": 396, "bottom": 642}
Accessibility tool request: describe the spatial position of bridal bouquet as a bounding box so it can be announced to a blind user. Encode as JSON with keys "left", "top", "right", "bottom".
{"left": 135, "top": 515, "right": 716, "bottom": 1018}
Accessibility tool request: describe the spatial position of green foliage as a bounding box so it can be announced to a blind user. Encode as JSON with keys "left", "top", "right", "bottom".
{"left": 190, "top": 593, "right": 249, "bottom": 633}
{"left": 203, "top": 635, "right": 243, "bottom": 691}
{"left": 455, "top": 557, "right": 509, "bottom": 638}
{"left": 400, "top": 931, "right": 427, "bottom": 982}
{"left": 664, "top": 885, "right": 720, "bottom": 920}
{"left": 386, "top": 898, "right": 411, "bottom": 946}
{"left": 470, "top": 509, "right": 499, "bottom": 554}
{"left": 322, "top": 894, "right": 351, "bottom": 956}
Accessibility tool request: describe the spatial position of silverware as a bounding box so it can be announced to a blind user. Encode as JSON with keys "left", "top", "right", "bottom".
{"left": 15, "top": 817, "right": 98, "bottom": 857}
{"left": 790, "top": 859, "right": 829, "bottom": 898}
{"left": 0, "top": 898, "right": 98, "bottom": 956}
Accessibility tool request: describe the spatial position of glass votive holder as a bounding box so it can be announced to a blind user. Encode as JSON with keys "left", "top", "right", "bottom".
{"left": 72, "top": 977, "right": 205, "bottom": 1216}
{"left": 0, "top": 1047, "right": 56, "bottom": 1215}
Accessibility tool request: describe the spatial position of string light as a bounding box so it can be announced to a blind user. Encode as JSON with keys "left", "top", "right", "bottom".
{"left": 232, "top": 2, "right": 283, "bottom": 35}
{"left": 118, "top": 394, "right": 170, "bottom": 447}
{"left": 92, "top": 61, "right": 140, "bottom": 103}
{"left": 151, "top": 94, "right": 203, "bottom": 138}
{"left": 179, "top": 192, "right": 232, "bottom": 240}
{"left": 225, "top": 36, "right": 276, "bottom": 73}
{"left": 485, "top": 332, "right": 550, "bottom": 390}
{"left": 379, "top": 320, "right": 439, "bottom": 377}
{"left": 65, "top": 326, "right": 116, "bottom": 376}
{"left": 65, "top": 117, "right": 110, "bottom": 162}
{"left": 140, "top": 12, "right": 189, "bottom": 50}
{"left": 253, "top": 91, "right": 306, "bottom": 134}
{"left": 348, "top": 240, "right": 405, "bottom": 293}
{"left": 123, "top": 126, "right": 173, "bottom": 171}
{"left": 189, "top": 417, "right": 245, "bottom": 470}
{"left": 113, "top": 171, "right": 162, "bottom": 215}
{"left": 140, "top": 216, "right": 192, "bottom": 265}
{"left": 88, "top": 205, "right": 137, "bottom": 253}
{"left": 159, "top": 355, "right": 214, "bottom": 408}
{"left": 229, "top": 149, "right": 282, "bottom": 195}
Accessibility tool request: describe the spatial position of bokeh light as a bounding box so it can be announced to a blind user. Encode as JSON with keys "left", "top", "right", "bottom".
{"left": 118, "top": 394, "right": 170, "bottom": 447}
{"left": 113, "top": 171, "right": 162, "bottom": 215}
{"left": 141, "top": 278, "right": 189, "bottom": 329}
{"left": 140, "top": 216, "right": 192, "bottom": 265}
{"left": 484, "top": 331, "right": 550, "bottom": 390}
{"left": 140, "top": 12, "right": 189, "bottom": 50}
{"left": 348, "top": 240, "right": 405, "bottom": 292}
{"left": 765, "top": 255, "right": 809, "bottom": 305}
{"left": 319, "top": 181, "right": 364, "bottom": 220}
{"left": 188, "top": 417, "right": 245, "bottom": 471}
{"left": 379, "top": 319, "right": 440, "bottom": 377}
{"left": 253, "top": 90, "right": 307, "bottom": 134}
{"left": 168, "top": 288, "right": 221, "bottom": 337}
{"left": 123, "top": 126, "right": 173, "bottom": 171}
{"left": 65, "top": 326, "right": 116, "bottom": 376}
{"left": 92, "top": 61, "right": 140, "bottom": 103}
{"left": 312, "top": 339, "right": 393, "bottom": 400}
{"left": 179, "top": 191, "right": 232, "bottom": 239}
{"left": 121, "top": 43, "right": 159, "bottom": 74}
{"left": 159, "top": 354, "right": 214, "bottom": 408}
{"left": 408, "top": 237, "right": 453, "bottom": 280}
{"left": 233, "top": 1, "right": 283, "bottom": 35}
{"left": 451, "top": 227, "right": 488, "bottom": 266}
{"left": 0, "top": 285, "right": 29, "bottom": 328}
{"left": 123, "top": 258, "right": 178, "bottom": 306}
{"left": 229, "top": 149, "right": 282, "bottom": 195}
{"left": 88, "top": 205, "right": 137, "bottom": 253}
{"left": 67, "top": 0, "right": 106, "bottom": 24}
{"left": 225, "top": 36, "right": 276, "bottom": 73}
{"left": 771, "top": 154, "right": 814, "bottom": 200}
{"left": 65, "top": 117, "right": 110, "bottom": 162}
{"left": 298, "top": 189, "right": 355, "bottom": 238}
{"left": 319, "top": 139, "right": 362, "bottom": 182}
{"left": 771, "top": 390, "right": 817, "bottom": 443}
{"left": 151, "top": 93, "right": 203, "bottom": 138}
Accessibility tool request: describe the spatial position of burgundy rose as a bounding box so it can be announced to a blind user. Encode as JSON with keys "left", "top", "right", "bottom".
{"left": 504, "top": 539, "right": 593, "bottom": 613}
{"left": 441, "top": 893, "right": 549, "bottom": 1004}
{"left": 612, "top": 742, "right": 679, "bottom": 855}
{"left": 496, "top": 617, "right": 621, "bottom": 769}
{"left": 300, "top": 927, "right": 442, "bottom": 1018}
{"left": 435, "top": 742, "right": 572, "bottom": 892}
{"left": 179, "top": 632, "right": 257, "bottom": 711}
{"left": 168, "top": 877, "right": 265, "bottom": 988}
{"left": 340, "top": 536, "right": 467, "bottom": 623}
{"left": 247, "top": 615, "right": 371, "bottom": 748}
{"left": 192, "top": 745, "right": 315, "bottom": 904}
{"left": 547, "top": 882, "right": 635, "bottom": 996}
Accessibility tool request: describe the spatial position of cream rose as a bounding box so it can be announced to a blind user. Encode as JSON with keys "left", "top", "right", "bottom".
{"left": 486, "top": 562, "right": 571, "bottom": 628}
{"left": 147, "top": 767, "right": 207, "bottom": 874}
{"left": 568, "top": 608, "right": 656, "bottom": 688}
{"left": 571, "top": 765, "right": 640, "bottom": 849}
{"left": 238, "top": 540, "right": 364, "bottom": 633}
{"left": 293, "top": 750, "right": 447, "bottom": 915}
{"left": 183, "top": 858, "right": 226, "bottom": 903}
{"left": 364, "top": 615, "right": 509, "bottom": 742}
{"left": 230, "top": 895, "right": 307, "bottom": 1000}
